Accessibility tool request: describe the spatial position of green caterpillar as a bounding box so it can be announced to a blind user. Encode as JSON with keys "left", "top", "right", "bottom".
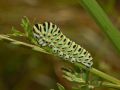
{"left": 32, "top": 22, "right": 93, "bottom": 68}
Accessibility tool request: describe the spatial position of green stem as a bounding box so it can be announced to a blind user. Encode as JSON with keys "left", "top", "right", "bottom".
{"left": 101, "top": 82, "right": 120, "bottom": 89}
{"left": 75, "top": 63, "right": 120, "bottom": 85}
{"left": 79, "top": 0, "right": 120, "bottom": 53}
{"left": 0, "top": 35, "right": 48, "bottom": 54}
{"left": 91, "top": 68, "right": 120, "bottom": 85}
{"left": 0, "top": 34, "right": 120, "bottom": 87}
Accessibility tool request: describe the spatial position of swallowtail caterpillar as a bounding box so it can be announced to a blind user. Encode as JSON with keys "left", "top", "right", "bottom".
{"left": 32, "top": 22, "right": 93, "bottom": 68}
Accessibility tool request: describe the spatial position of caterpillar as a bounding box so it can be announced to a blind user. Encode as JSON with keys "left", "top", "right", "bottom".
{"left": 32, "top": 22, "right": 93, "bottom": 68}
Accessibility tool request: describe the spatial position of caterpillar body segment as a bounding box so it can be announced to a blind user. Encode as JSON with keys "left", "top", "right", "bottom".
{"left": 33, "top": 22, "right": 93, "bottom": 68}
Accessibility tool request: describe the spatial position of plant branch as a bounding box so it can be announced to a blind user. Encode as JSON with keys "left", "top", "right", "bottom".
{"left": 0, "top": 34, "right": 48, "bottom": 54}
{"left": 0, "top": 34, "right": 120, "bottom": 88}
{"left": 101, "top": 82, "right": 120, "bottom": 89}
{"left": 75, "top": 63, "right": 120, "bottom": 85}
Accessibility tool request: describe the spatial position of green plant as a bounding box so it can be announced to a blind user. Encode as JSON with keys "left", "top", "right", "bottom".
{"left": 0, "top": 16, "right": 120, "bottom": 90}
{"left": 79, "top": 0, "right": 120, "bottom": 53}
{"left": 0, "top": 0, "right": 120, "bottom": 90}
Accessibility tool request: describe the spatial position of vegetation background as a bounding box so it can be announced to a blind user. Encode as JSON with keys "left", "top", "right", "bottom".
{"left": 0, "top": 0, "right": 120, "bottom": 90}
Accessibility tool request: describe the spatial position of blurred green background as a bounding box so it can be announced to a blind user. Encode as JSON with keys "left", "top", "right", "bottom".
{"left": 0, "top": 0, "right": 120, "bottom": 90}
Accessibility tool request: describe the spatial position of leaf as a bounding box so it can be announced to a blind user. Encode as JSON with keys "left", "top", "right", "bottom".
{"left": 63, "top": 70, "right": 85, "bottom": 84}
{"left": 10, "top": 27, "right": 25, "bottom": 36}
{"left": 79, "top": 0, "right": 120, "bottom": 53}
{"left": 57, "top": 83, "right": 65, "bottom": 90}
{"left": 21, "top": 16, "right": 32, "bottom": 37}
{"left": 21, "top": 16, "right": 37, "bottom": 44}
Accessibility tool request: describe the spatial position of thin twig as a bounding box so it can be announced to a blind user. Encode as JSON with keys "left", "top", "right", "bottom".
{"left": 101, "top": 82, "right": 120, "bottom": 89}
{"left": 75, "top": 63, "right": 120, "bottom": 85}
{"left": 0, "top": 34, "right": 48, "bottom": 54}
{"left": 0, "top": 34, "right": 120, "bottom": 89}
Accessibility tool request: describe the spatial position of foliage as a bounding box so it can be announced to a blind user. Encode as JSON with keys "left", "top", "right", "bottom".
{"left": 0, "top": 16, "right": 120, "bottom": 90}
{"left": 51, "top": 83, "right": 65, "bottom": 90}
{"left": 79, "top": 0, "right": 120, "bottom": 53}
{"left": 0, "top": 0, "right": 120, "bottom": 89}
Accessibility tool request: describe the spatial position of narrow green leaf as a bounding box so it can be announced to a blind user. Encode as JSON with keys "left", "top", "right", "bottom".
{"left": 57, "top": 83, "right": 65, "bottom": 90}
{"left": 63, "top": 70, "right": 85, "bottom": 84}
{"left": 79, "top": 0, "right": 120, "bottom": 53}
{"left": 21, "top": 16, "right": 37, "bottom": 44}
{"left": 10, "top": 27, "right": 25, "bottom": 36}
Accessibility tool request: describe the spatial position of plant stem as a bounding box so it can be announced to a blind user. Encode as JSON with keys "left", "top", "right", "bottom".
{"left": 101, "top": 82, "right": 120, "bottom": 89}
{"left": 0, "top": 34, "right": 120, "bottom": 88}
{"left": 0, "top": 35, "right": 48, "bottom": 54}
{"left": 75, "top": 63, "right": 120, "bottom": 85}
{"left": 79, "top": 0, "right": 120, "bottom": 53}
{"left": 91, "top": 68, "right": 120, "bottom": 85}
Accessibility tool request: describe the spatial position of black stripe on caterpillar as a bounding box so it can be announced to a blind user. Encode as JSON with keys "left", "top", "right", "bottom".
{"left": 33, "top": 22, "right": 93, "bottom": 68}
